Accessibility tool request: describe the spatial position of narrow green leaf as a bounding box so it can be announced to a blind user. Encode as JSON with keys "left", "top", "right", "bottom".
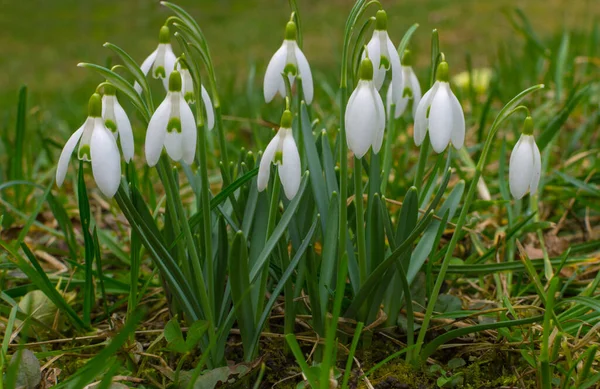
{"left": 228, "top": 232, "right": 256, "bottom": 360}
{"left": 78, "top": 163, "right": 95, "bottom": 328}
{"left": 0, "top": 242, "right": 86, "bottom": 330}
{"left": 78, "top": 63, "right": 150, "bottom": 122}
{"left": 345, "top": 211, "right": 434, "bottom": 318}
{"left": 249, "top": 172, "right": 309, "bottom": 283}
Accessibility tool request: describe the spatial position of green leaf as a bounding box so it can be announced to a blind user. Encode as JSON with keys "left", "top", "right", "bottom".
{"left": 319, "top": 192, "right": 339, "bottom": 314}
{"left": 228, "top": 232, "right": 256, "bottom": 360}
{"left": 408, "top": 181, "right": 464, "bottom": 283}
{"left": 434, "top": 294, "right": 462, "bottom": 314}
{"left": 538, "top": 84, "right": 590, "bottom": 151}
{"left": 78, "top": 162, "right": 95, "bottom": 328}
{"left": 103, "top": 42, "right": 153, "bottom": 108}
{"left": 420, "top": 315, "right": 543, "bottom": 361}
{"left": 248, "top": 216, "right": 319, "bottom": 357}
{"left": 249, "top": 172, "right": 309, "bottom": 283}
{"left": 0, "top": 242, "right": 86, "bottom": 331}
{"left": 186, "top": 320, "right": 209, "bottom": 350}
{"left": 345, "top": 210, "right": 434, "bottom": 318}
{"left": 78, "top": 62, "right": 150, "bottom": 122}
{"left": 115, "top": 186, "right": 201, "bottom": 321}
{"left": 300, "top": 101, "right": 328, "bottom": 226}
{"left": 165, "top": 317, "right": 188, "bottom": 353}
{"left": 54, "top": 310, "right": 144, "bottom": 388}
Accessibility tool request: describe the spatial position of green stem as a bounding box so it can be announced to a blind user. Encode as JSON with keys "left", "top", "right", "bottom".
{"left": 196, "top": 121, "right": 215, "bottom": 316}
{"left": 158, "top": 158, "right": 218, "bottom": 365}
{"left": 413, "top": 133, "right": 430, "bottom": 189}
{"left": 540, "top": 278, "right": 559, "bottom": 389}
{"left": 255, "top": 173, "right": 281, "bottom": 323}
{"left": 381, "top": 109, "right": 397, "bottom": 195}
{"left": 354, "top": 158, "right": 367, "bottom": 285}
{"left": 412, "top": 86, "right": 545, "bottom": 362}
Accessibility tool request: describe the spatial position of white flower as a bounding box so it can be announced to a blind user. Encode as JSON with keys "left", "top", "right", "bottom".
{"left": 414, "top": 60, "right": 465, "bottom": 153}
{"left": 363, "top": 10, "right": 402, "bottom": 102}
{"left": 135, "top": 26, "right": 177, "bottom": 93}
{"left": 257, "top": 110, "right": 301, "bottom": 200}
{"left": 264, "top": 19, "right": 313, "bottom": 104}
{"left": 178, "top": 63, "right": 215, "bottom": 131}
{"left": 386, "top": 50, "right": 421, "bottom": 119}
{"left": 102, "top": 84, "right": 134, "bottom": 162}
{"left": 56, "top": 94, "right": 121, "bottom": 198}
{"left": 145, "top": 71, "right": 196, "bottom": 167}
{"left": 509, "top": 117, "right": 541, "bottom": 199}
{"left": 345, "top": 56, "right": 385, "bottom": 158}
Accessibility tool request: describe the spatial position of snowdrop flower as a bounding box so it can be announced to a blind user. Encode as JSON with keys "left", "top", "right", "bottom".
{"left": 414, "top": 59, "right": 465, "bottom": 153}
{"left": 102, "top": 84, "right": 134, "bottom": 162}
{"left": 345, "top": 56, "right": 385, "bottom": 158}
{"left": 386, "top": 50, "right": 421, "bottom": 119}
{"left": 56, "top": 94, "right": 121, "bottom": 197}
{"left": 509, "top": 116, "right": 541, "bottom": 199}
{"left": 264, "top": 18, "right": 313, "bottom": 104}
{"left": 135, "top": 26, "right": 177, "bottom": 93}
{"left": 145, "top": 71, "right": 196, "bottom": 167}
{"left": 178, "top": 60, "right": 215, "bottom": 130}
{"left": 257, "top": 110, "right": 301, "bottom": 200}
{"left": 363, "top": 10, "right": 402, "bottom": 102}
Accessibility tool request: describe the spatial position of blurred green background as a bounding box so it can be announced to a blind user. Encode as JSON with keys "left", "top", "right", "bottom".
{"left": 0, "top": 0, "right": 598, "bottom": 130}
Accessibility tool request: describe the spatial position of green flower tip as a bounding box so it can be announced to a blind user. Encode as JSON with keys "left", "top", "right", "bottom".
{"left": 359, "top": 57, "right": 374, "bottom": 81}
{"left": 274, "top": 150, "right": 283, "bottom": 164}
{"left": 375, "top": 10, "right": 388, "bottom": 30}
{"left": 167, "top": 117, "right": 182, "bottom": 133}
{"left": 402, "top": 49, "right": 413, "bottom": 66}
{"left": 78, "top": 145, "right": 91, "bottom": 161}
{"left": 88, "top": 93, "right": 102, "bottom": 117}
{"left": 105, "top": 119, "right": 117, "bottom": 133}
{"left": 280, "top": 109, "right": 293, "bottom": 128}
{"left": 168, "top": 71, "right": 182, "bottom": 92}
{"left": 159, "top": 25, "right": 171, "bottom": 44}
{"left": 103, "top": 83, "right": 116, "bottom": 96}
{"left": 285, "top": 21, "right": 297, "bottom": 40}
{"left": 523, "top": 116, "right": 534, "bottom": 135}
{"left": 436, "top": 61, "right": 449, "bottom": 82}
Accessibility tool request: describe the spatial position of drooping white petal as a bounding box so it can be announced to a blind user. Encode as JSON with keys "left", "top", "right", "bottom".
{"left": 413, "top": 83, "right": 438, "bottom": 146}
{"left": 530, "top": 137, "right": 542, "bottom": 195}
{"left": 386, "top": 83, "right": 397, "bottom": 119}
{"left": 264, "top": 43, "right": 288, "bottom": 103}
{"left": 387, "top": 36, "right": 402, "bottom": 103}
{"left": 135, "top": 48, "right": 158, "bottom": 94}
{"left": 448, "top": 88, "right": 465, "bottom": 150}
{"left": 365, "top": 32, "right": 383, "bottom": 90}
{"left": 257, "top": 132, "right": 281, "bottom": 191}
{"left": 78, "top": 118, "right": 96, "bottom": 162}
{"left": 163, "top": 95, "right": 184, "bottom": 162}
{"left": 180, "top": 67, "right": 196, "bottom": 104}
{"left": 345, "top": 81, "right": 378, "bottom": 158}
{"left": 509, "top": 136, "right": 534, "bottom": 199}
{"left": 201, "top": 85, "right": 215, "bottom": 131}
{"left": 279, "top": 131, "right": 301, "bottom": 200}
{"left": 180, "top": 95, "right": 197, "bottom": 165}
{"left": 371, "top": 86, "right": 386, "bottom": 154}
{"left": 159, "top": 45, "right": 177, "bottom": 91}
{"left": 408, "top": 68, "right": 422, "bottom": 117}
{"left": 90, "top": 120, "right": 121, "bottom": 198}
{"left": 428, "top": 83, "right": 453, "bottom": 153}
{"left": 295, "top": 45, "right": 313, "bottom": 104}
{"left": 101, "top": 95, "right": 119, "bottom": 139}
{"left": 113, "top": 98, "right": 134, "bottom": 162}
{"left": 56, "top": 125, "right": 85, "bottom": 187}
{"left": 145, "top": 94, "right": 171, "bottom": 166}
